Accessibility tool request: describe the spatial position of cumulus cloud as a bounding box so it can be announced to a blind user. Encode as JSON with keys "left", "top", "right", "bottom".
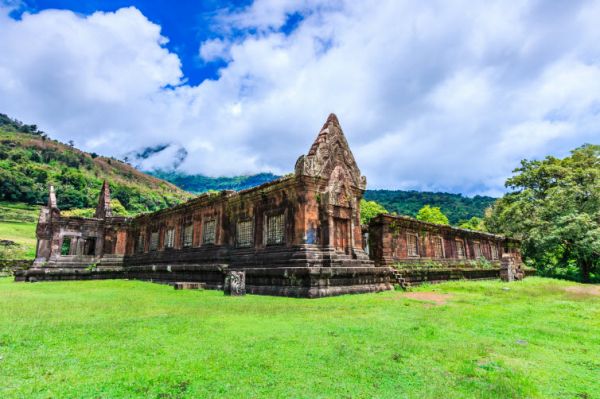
{"left": 199, "top": 38, "right": 231, "bottom": 62}
{"left": 0, "top": 1, "right": 599, "bottom": 195}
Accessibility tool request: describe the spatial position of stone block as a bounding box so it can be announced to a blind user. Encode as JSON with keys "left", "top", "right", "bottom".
{"left": 224, "top": 271, "right": 246, "bottom": 296}
{"left": 173, "top": 282, "right": 205, "bottom": 290}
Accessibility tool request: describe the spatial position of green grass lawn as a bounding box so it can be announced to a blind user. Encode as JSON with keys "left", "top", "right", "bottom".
{"left": 0, "top": 221, "right": 37, "bottom": 259}
{"left": 0, "top": 277, "right": 598, "bottom": 398}
{"left": 0, "top": 202, "right": 38, "bottom": 259}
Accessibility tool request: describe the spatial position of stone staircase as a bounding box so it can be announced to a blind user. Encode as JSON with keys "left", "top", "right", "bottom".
{"left": 389, "top": 267, "right": 410, "bottom": 290}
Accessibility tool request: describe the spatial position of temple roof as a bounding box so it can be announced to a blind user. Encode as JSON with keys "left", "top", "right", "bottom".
{"left": 295, "top": 113, "right": 366, "bottom": 190}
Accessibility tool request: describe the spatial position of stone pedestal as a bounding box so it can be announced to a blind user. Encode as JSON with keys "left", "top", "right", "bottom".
{"left": 224, "top": 271, "right": 246, "bottom": 296}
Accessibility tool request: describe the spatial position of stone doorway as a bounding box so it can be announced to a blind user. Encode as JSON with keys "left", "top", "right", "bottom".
{"left": 333, "top": 217, "right": 350, "bottom": 254}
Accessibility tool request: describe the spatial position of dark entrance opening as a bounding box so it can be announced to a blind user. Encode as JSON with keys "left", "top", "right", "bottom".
{"left": 84, "top": 238, "right": 96, "bottom": 256}
{"left": 60, "top": 237, "right": 71, "bottom": 256}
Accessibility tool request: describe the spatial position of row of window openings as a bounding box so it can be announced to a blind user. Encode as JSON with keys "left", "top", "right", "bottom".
{"left": 406, "top": 234, "right": 499, "bottom": 260}
{"left": 139, "top": 214, "right": 285, "bottom": 252}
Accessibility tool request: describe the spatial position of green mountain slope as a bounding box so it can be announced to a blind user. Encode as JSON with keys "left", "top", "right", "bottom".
{"left": 0, "top": 114, "right": 192, "bottom": 213}
{"left": 363, "top": 190, "right": 495, "bottom": 225}
{"left": 149, "top": 170, "right": 280, "bottom": 193}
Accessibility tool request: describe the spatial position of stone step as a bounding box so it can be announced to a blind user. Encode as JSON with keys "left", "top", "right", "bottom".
{"left": 389, "top": 268, "right": 410, "bottom": 290}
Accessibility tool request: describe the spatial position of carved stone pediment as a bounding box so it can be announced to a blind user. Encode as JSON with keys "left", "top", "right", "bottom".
{"left": 295, "top": 113, "right": 367, "bottom": 191}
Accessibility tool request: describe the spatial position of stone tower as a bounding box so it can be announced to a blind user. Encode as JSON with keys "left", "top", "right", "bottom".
{"left": 95, "top": 180, "right": 112, "bottom": 219}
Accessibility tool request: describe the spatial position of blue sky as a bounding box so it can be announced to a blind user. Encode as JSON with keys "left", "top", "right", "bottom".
{"left": 1, "top": 0, "right": 599, "bottom": 196}
{"left": 10, "top": 0, "right": 252, "bottom": 84}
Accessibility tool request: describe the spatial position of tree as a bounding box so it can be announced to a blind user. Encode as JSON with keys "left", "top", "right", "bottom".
{"left": 360, "top": 199, "right": 388, "bottom": 225}
{"left": 416, "top": 205, "right": 449, "bottom": 225}
{"left": 110, "top": 199, "right": 129, "bottom": 216}
{"left": 486, "top": 144, "right": 600, "bottom": 282}
{"left": 458, "top": 216, "right": 486, "bottom": 231}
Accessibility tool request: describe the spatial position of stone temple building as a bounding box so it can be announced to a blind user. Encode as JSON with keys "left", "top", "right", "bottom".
{"left": 17, "top": 114, "right": 525, "bottom": 296}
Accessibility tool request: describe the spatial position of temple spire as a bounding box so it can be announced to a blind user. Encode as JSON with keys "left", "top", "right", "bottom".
{"left": 48, "top": 185, "right": 58, "bottom": 209}
{"left": 322, "top": 113, "right": 340, "bottom": 129}
{"left": 295, "top": 113, "right": 366, "bottom": 190}
{"left": 95, "top": 180, "right": 112, "bottom": 218}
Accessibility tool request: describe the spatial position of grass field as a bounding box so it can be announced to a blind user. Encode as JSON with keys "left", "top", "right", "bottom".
{"left": 0, "top": 277, "right": 598, "bottom": 398}
{"left": 0, "top": 202, "right": 38, "bottom": 259}
{"left": 0, "top": 221, "right": 37, "bottom": 259}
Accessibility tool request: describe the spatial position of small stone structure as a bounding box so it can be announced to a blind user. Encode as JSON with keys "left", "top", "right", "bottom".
{"left": 500, "top": 253, "right": 525, "bottom": 282}
{"left": 14, "top": 114, "right": 525, "bottom": 296}
{"left": 224, "top": 271, "right": 246, "bottom": 296}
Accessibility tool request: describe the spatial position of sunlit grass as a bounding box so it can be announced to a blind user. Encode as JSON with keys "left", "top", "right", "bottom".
{"left": 0, "top": 277, "right": 598, "bottom": 398}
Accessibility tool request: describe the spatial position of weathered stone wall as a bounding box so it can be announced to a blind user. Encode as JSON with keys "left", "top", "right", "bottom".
{"left": 368, "top": 214, "right": 522, "bottom": 268}
{"left": 396, "top": 267, "right": 503, "bottom": 285}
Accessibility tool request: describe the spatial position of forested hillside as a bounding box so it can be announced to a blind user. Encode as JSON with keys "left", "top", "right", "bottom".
{"left": 364, "top": 190, "right": 495, "bottom": 224}
{"left": 149, "top": 171, "right": 279, "bottom": 193}
{"left": 0, "top": 114, "right": 191, "bottom": 213}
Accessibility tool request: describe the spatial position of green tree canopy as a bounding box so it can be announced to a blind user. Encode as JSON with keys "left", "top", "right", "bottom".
{"left": 458, "top": 216, "right": 486, "bottom": 231}
{"left": 415, "top": 205, "right": 449, "bottom": 225}
{"left": 360, "top": 199, "right": 388, "bottom": 225}
{"left": 486, "top": 144, "right": 600, "bottom": 282}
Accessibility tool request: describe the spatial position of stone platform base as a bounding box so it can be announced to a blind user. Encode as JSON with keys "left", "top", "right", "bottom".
{"left": 14, "top": 267, "right": 125, "bottom": 282}
{"left": 396, "top": 267, "right": 502, "bottom": 285}
{"left": 14, "top": 264, "right": 394, "bottom": 298}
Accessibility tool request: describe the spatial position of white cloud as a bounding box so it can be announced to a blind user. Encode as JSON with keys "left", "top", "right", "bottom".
{"left": 199, "top": 38, "right": 231, "bottom": 62}
{"left": 0, "top": 1, "right": 599, "bottom": 194}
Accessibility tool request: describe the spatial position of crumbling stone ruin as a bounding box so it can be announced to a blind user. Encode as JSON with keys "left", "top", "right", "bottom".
{"left": 16, "top": 114, "right": 525, "bottom": 297}
{"left": 368, "top": 214, "right": 524, "bottom": 285}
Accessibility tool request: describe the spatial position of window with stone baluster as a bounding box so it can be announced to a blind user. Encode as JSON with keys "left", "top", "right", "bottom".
{"left": 473, "top": 241, "right": 482, "bottom": 258}
{"left": 236, "top": 220, "right": 254, "bottom": 247}
{"left": 202, "top": 220, "right": 216, "bottom": 244}
{"left": 491, "top": 243, "right": 499, "bottom": 260}
{"left": 136, "top": 233, "right": 145, "bottom": 253}
{"left": 183, "top": 224, "right": 193, "bottom": 247}
{"left": 407, "top": 233, "right": 419, "bottom": 257}
{"left": 455, "top": 239, "right": 466, "bottom": 259}
{"left": 433, "top": 236, "right": 445, "bottom": 258}
{"left": 149, "top": 231, "right": 159, "bottom": 251}
{"left": 165, "top": 228, "right": 175, "bottom": 248}
{"left": 266, "top": 213, "right": 285, "bottom": 245}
